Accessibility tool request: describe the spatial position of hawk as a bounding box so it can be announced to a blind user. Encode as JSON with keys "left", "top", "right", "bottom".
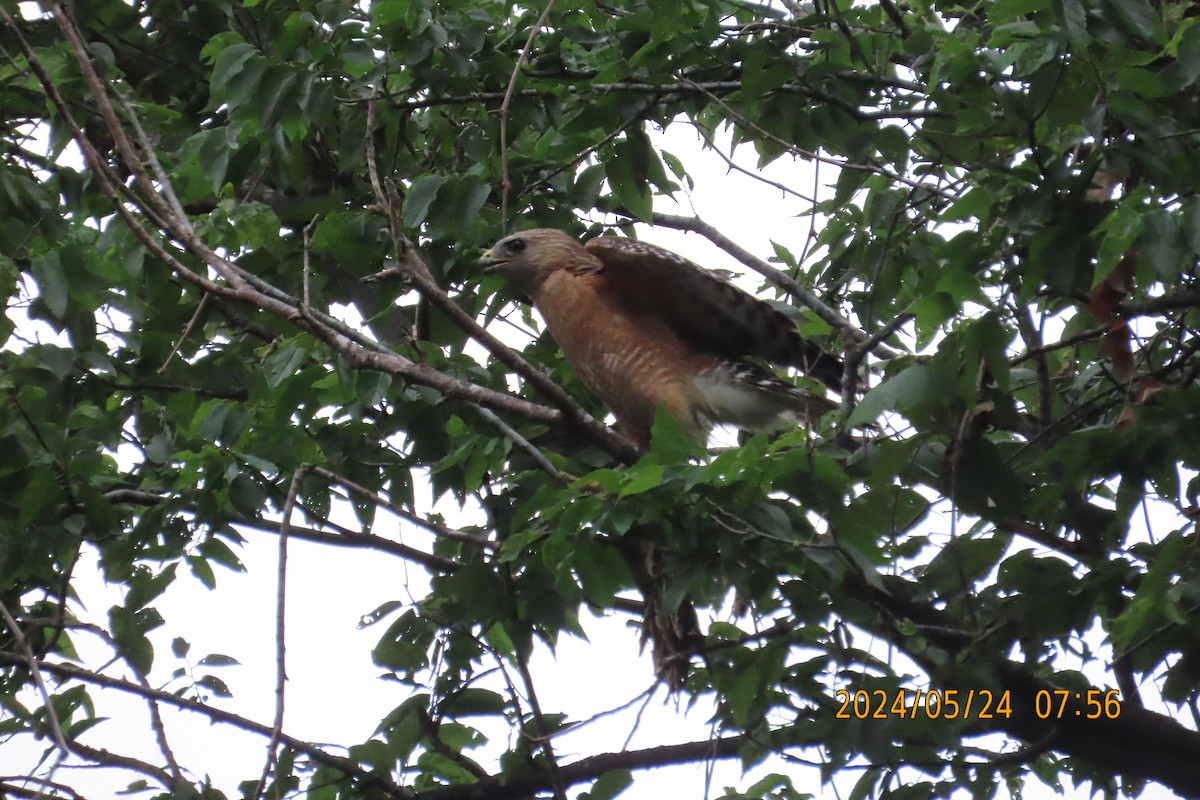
{"left": 479, "top": 229, "right": 843, "bottom": 448}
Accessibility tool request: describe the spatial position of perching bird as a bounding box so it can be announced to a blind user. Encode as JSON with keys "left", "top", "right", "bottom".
{"left": 479, "top": 229, "right": 843, "bottom": 448}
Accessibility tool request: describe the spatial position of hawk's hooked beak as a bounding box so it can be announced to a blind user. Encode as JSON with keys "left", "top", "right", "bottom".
{"left": 478, "top": 248, "right": 505, "bottom": 273}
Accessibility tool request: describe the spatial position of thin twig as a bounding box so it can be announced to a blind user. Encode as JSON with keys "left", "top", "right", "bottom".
{"left": 115, "top": 85, "right": 191, "bottom": 228}
{"left": 621, "top": 687, "right": 661, "bottom": 752}
{"left": 1014, "top": 304, "right": 1052, "bottom": 433}
{"left": 158, "top": 291, "right": 211, "bottom": 373}
{"left": 0, "top": 597, "right": 70, "bottom": 759}
{"left": 0, "top": 776, "right": 90, "bottom": 800}
{"left": 302, "top": 218, "right": 318, "bottom": 311}
{"left": 365, "top": 94, "right": 406, "bottom": 247}
{"left": 521, "top": 116, "right": 639, "bottom": 198}
{"left": 843, "top": 310, "right": 913, "bottom": 390}
{"left": 797, "top": 155, "right": 822, "bottom": 270}
{"left": 133, "top": 666, "right": 185, "bottom": 784}
{"left": 365, "top": 95, "right": 386, "bottom": 223}
{"left": 551, "top": 685, "right": 657, "bottom": 742}
{"left": 686, "top": 119, "right": 817, "bottom": 203}
{"left": 60, "top": 737, "right": 178, "bottom": 790}
{"left": 419, "top": 708, "right": 491, "bottom": 781}
{"left": 237, "top": 517, "right": 464, "bottom": 572}
{"left": 471, "top": 404, "right": 565, "bottom": 482}
{"left": 412, "top": 735, "right": 745, "bottom": 800}
{"left": 49, "top": 4, "right": 196, "bottom": 253}
{"left": 1010, "top": 322, "right": 1108, "bottom": 366}
{"left": 379, "top": 80, "right": 935, "bottom": 117}
{"left": 22, "top": 613, "right": 185, "bottom": 784}
{"left": 255, "top": 466, "right": 306, "bottom": 800}
{"left": 499, "top": 0, "right": 558, "bottom": 225}
{"left": 1119, "top": 290, "right": 1200, "bottom": 316}
{"left": 680, "top": 77, "right": 953, "bottom": 200}
{"left": 646, "top": 211, "right": 900, "bottom": 358}
{"left": 514, "top": 654, "right": 567, "bottom": 800}
{"left": 879, "top": 0, "right": 911, "bottom": 37}
{"left": 309, "top": 466, "right": 497, "bottom": 550}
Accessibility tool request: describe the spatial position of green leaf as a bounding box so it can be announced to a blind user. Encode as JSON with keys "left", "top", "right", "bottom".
{"left": 32, "top": 251, "right": 68, "bottom": 320}
{"left": 440, "top": 688, "right": 507, "bottom": 717}
{"left": 948, "top": 438, "right": 1026, "bottom": 514}
{"left": 728, "top": 661, "right": 762, "bottom": 727}
{"left": 573, "top": 541, "right": 632, "bottom": 605}
{"left": 372, "top": 0, "right": 408, "bottom": 27}
{"left": 618, "top": 464, "right": 664, "bottom": 497}
{"left": 197, "top": 674, "right": 232, "bottom": 697}
{"left": 403, "top": 174, "right": 444, "bottom": 227}
{"left": 210, "top": 42, "right": 259, "bottom": 97}
{"left": 647, "top": 407, "right": 706, "bottom": 461}
{"left": 1054, "top": 0, "right": 1090, "bottom": 43}
{"left": 197, "top": 653, "right": 240, "bottom": 667}
{"left": 445, "top": 177, "right": 491, "bottom": 234}
{"left": 1098, "top": 0, "right": 1160, "bottom": 42}
{"left": 1139, "top": 210, "right": 1185, "bottom": 279}
{"left": 847, "top": 363, "right": 939, "bottom": 427}
{"left": 1172, "top": 20, "right": 1200, "bottom": 86}
{"left": 603, "top": 139, "right": 654, "bottom": 223}
{"left": 582, "top": 770, "right": 633, "bottom": 800}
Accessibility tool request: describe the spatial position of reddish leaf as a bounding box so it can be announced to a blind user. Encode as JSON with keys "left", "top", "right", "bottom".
{"left": 1134, "top": 377, "right": 1164, "bottom": 404}
{"left": 1088, "top": 248, "right": 1136, "bottom": 322}
{"left": 1101, "top": 320, "right": 1134, "bottom": 381}
{"left": 1116, "top": 403, "right": 1137, "bottom": 429}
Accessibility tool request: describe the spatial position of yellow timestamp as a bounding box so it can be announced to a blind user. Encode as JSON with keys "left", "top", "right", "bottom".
{"left": 834, "top": 688, "right": 1013, "bottom": 720}
{"left": 1034, "top": 689, "right": 1121, "bottom": 719}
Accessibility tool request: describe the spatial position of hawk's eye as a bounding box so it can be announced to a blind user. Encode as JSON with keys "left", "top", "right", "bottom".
{"left": 506, "top": 238, "right": 526, "bottom": 254}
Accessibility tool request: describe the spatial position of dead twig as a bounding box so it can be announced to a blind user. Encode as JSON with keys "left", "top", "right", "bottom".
{"left": 499, "top": 0, "right": 558, "bottom": 225}
{"left": 254, "top": 465, "right": 308, "bottom": 800}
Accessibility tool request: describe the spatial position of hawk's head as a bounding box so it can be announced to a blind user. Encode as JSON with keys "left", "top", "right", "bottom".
{"left": 478, "top": 229, "right": 597, "bottom": 293}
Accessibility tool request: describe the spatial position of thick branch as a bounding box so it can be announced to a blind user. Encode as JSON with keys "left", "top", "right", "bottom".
{"left": 995, "top": 664, "right": 1200, "bottom": 799}
{"left": 1120, "top": 290, "right": 1200, "bottom": 316}
{"left": 236, "top": 518, "right": 462, "bottom": 573}
{"left": 412, "top": 735, "right": 746, "bottom": 800}
{"left": 847, "top": 570, "right": 1200, "bottom": 798}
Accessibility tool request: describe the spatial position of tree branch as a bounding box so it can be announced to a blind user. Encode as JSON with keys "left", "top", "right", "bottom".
{"left": 382, "top": 80, "right": 935, "bottom": 121}
{"left": 0, "top": 653, "right": 417, "bottom": 800}
{"left": 0, "top": 597, "right": 69, "bottom": 759}
{"left": 253, "top": 466, "right": 306, "bottom": 800}
{"left": 499, "top": 0, "right": 557, "bottom": 224}
{"left": 644, "top": 211, "right": 901, "bottom": 359}
{"left": 843, "top": 568, "right": 1200, "bottom": 799}
{"left": 102, "top": 487, "right": 486, "bottom": 570}
{"left": 411, "top": 735, "right": 746, "bottom": 800}
{"left": 235, "top": 517, "right": 463, "bottom": 573}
